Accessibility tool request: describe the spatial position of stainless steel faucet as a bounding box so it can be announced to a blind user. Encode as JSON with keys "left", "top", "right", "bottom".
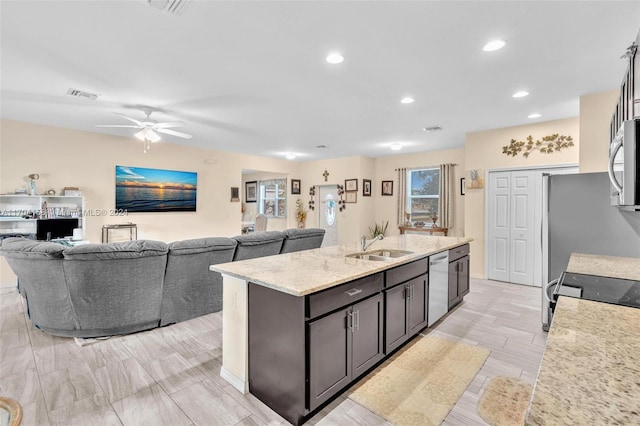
{"left": 361, "top": 234, "right": 384, "bottom": 251}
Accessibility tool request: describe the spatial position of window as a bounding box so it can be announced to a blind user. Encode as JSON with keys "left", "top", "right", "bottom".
{"left": 258, "top": 179, "right": 287, "bottom": 217}
{"left": 407, "top": 168, "right": 440, "bottom": 222}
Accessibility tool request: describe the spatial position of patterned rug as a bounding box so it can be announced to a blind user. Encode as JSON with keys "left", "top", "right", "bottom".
{"left": 477, "top": 376, "right": 533, "bottom": 426}
{"left": 349, "top": 335, "right": 490, "bottom": 426}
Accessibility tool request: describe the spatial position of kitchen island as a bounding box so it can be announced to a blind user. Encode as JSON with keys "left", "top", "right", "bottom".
{"left": 211, "top": 234, "right": 471, "bottom": 425}
{"left": 527, "top": 253, "right": 640, "bottom": 425}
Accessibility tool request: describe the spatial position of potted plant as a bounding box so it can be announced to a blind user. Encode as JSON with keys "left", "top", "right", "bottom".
{"left": 369, "top": 220, "right": 389, "bottom": 238}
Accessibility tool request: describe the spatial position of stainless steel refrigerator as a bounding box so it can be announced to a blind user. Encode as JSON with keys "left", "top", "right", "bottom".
{"left": 541, "top": 172, "right": 640, "bottom": 328}
{"left": 543, "top": 171, "right": 640, "bottom": 282}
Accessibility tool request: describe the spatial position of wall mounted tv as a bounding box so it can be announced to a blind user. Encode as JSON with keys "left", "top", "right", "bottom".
{"left": 36, "top": 218, "right": 79, "bottom": 240}
{"left": 115, "top": 165, "right": 197, "bottom": 213}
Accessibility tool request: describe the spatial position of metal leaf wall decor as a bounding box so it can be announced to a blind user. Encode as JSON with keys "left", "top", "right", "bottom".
{"left": 502, "top": 134, "right": 574, "bottom": 158}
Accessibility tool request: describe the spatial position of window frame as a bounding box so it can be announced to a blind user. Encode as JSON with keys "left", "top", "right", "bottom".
{"left": 406, "top": 167, "right": 441, "bottom": 223}
{"left": 258, "top": 178, "right": 287, "bottom": 218}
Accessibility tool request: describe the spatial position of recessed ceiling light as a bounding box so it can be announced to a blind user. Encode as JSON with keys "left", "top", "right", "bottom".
{"left": 400, "top": 97, "right": 415, "bottom": 104}
{"left": 285, "top": 153, "right": 296, "bottom": 160}
{"left": 390, "top": 143, "right": 402, "bottom": 151}
{"left": 528, "top": 113, "right": 542, "bottom": 119}
{"left": 513, "top": 91, "right": 529, "bottom": 98}
{"left": 483, "top": 40, "right": 506, "bottom": 52}
{"left": 326, "top": 52, "right": 344, "bottom": 64}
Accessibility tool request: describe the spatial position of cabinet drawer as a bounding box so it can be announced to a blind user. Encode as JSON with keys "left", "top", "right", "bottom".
{"left": 448, "top": 244, "right": 469, "bottom": 263}
{"left": 385, "top": 257, "right": 428, "bottom": 288}
{"left": 307, "top": 273, "right": 383, "bottom": 319}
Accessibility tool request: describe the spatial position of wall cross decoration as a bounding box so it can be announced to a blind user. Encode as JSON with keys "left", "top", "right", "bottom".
{"left": 322, "top": 170, "right": 330, "bottom": 181}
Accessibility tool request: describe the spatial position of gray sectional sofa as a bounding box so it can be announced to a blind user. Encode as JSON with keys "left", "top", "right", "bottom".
{"left": 0, "top": 228, "right": 324, "bottom": 338}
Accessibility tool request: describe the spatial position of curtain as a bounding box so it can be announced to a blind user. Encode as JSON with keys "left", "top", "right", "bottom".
{"left": 397, "top": 168, "right": 407, "bottom": 226}
{"left": 439, "top": 164, "right": 453, "bottom": 229}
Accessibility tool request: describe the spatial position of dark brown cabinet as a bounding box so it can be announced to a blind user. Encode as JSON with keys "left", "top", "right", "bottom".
{"left": 384, "top": 258, "right": 429, "bottom": 354}
{"left": 308, "top": 293, "right": 384, "bottom": 411}
{"left": 448, "top": 244, "right": 470, "bottom": 309}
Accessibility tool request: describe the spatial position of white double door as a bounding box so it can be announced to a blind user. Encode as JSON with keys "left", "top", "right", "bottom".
{"left": 487, "top": 170, "right": 536, "bottom": 286}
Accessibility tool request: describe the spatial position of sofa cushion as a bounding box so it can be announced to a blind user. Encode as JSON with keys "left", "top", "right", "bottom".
{"left": 282, "top": 228, "right": 325, "bottom": 240}
{"left": 233, "top": 231, "right": 284, "bottom": 261}
{"left": 168, "top": 237, "right": 237, "bottom": 256}
{"left": 0, "top": 238, "right": 65, "bottom": 259}
{"left": 63, "top": 240, "right": 168, "bottom": 260}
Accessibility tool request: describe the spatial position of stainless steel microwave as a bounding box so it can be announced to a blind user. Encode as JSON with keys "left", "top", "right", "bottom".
{"left": 609, "top": 119, "right": 640, "bottom": 210}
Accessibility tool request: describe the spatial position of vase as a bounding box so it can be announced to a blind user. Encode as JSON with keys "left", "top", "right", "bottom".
{"left": 431, "top": 215, "right": 438, "bottom": 228}
{"left": 297, "top": 221, "right": 305, "bottom": 229}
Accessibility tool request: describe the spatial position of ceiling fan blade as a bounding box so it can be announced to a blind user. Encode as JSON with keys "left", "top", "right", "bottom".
{"left": 154, "top": 121, "right": 185, "bottom": 129}
{"left": 114, "top": 112, "right": 144, "bottom": 126}
{"left": 95, "top": 124, "right": 141, "bottom": 128}
{"left": 157, "top": 128, "right": 192, "bottom": 139}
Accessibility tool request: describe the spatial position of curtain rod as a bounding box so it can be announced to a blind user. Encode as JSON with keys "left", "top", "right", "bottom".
{"left": 394, "top": 163, "right": 458, "bottom": 171}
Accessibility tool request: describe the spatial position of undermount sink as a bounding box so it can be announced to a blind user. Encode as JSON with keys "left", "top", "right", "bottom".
{"left": 346, "top": 249, "right": 414, "bottom": 261}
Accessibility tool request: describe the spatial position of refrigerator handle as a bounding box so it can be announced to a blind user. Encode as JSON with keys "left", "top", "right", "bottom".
{"left": 608, "top": 135, "right": 623, "bottom": 195}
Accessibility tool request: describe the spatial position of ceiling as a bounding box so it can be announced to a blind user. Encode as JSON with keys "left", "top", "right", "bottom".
{"left": 1, "top": 1, "right": 639, "bottom": 161}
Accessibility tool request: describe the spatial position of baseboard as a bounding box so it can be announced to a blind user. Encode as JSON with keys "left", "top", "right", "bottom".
{"left": 470, "top": 273, "right": 484, "bottom": 280}
{"left": 220, "top": 366, "right": 249, "bottom": 394}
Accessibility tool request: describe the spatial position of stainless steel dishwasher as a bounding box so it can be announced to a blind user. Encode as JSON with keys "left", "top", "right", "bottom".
{"left": 428, "top": 251, "right": 449, "bottom": 326}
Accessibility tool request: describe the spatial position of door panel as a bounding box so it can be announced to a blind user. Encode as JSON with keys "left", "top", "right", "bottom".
{"left": 308, "top": 308, "right": 351, "bottom": 410}
{"left": 352, "top": 294, "right": 384, "bottom": 379}
{"left": 408, "top": 275, "right": 428, "bottom": 334}
{"left": 459, "top": 257, "right": 470, "bottom": 296}
{"left": 488, "top": 171, "right": 510, "bottom": 282}
{"left": 510, "top": 171, "right": 535, "bottom": 285}
{"left": 318, "top": 186, "right": 338, "bottom": 247}
{"left": 448, "top": 261, "right": 458, "bottom": 307}
{"left": 384, "top": 284, "right": 408, "bottom": 353}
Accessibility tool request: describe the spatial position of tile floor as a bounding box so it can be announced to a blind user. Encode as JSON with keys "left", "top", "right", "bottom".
{"left": 0, "top": 278, "right": 546, "bottom": 425}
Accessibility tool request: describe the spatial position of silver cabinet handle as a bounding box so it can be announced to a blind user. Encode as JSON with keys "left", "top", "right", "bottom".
{"left": 345, "top": 288, "right": 363, "bottom": 297}
{"left": 347, "top": 311, "right": 354, "bottom": 332}
{"left": 354, "top": 310, "right": 360, "bottom": 331}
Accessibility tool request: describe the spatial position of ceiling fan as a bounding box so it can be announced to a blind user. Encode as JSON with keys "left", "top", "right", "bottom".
{"left": 96, "top": 107, "right": 192, "bottom": 152}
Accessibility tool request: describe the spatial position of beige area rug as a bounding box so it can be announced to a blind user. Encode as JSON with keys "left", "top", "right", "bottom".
{"left": 349, "top": 335, "right": 490, "bottom": 426}
{"left": 477, "top": 376, "right": 533, "bottom": 426}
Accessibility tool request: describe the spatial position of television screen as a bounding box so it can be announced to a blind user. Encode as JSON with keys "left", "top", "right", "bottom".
{"left": 115, "top": 165, "right": 197, "bottom": 212}
{"left": 36, "top": 218, "right": 79, "bottom": 240}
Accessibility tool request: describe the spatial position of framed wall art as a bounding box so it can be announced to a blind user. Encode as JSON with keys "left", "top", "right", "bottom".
{"left": 345, "top": 178, "right": 358, "bottom": 192}
{"left": 115, "top": 165, "right": 197, "bottom": 212}
{"left": 245, "top": 181, "right": 257, "bottom": 203}
{"left": 363, "top": 179, "right": 372, "bottom": 197}
{"left": 291, "top": 179, "right": 301, "bottom": 195}
{"left": 345, "top": 192, "right": 357, "bottom": 203}
{"left": 382, "top": 180, "right": 393, "bottom": 196}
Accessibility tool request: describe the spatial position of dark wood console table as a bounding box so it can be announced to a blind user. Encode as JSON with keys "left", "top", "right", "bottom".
{"left": 398, "top": 225, "right": 448, "bottom": 236}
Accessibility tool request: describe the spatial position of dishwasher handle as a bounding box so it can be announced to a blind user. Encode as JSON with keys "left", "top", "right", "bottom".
{"left": 430, "top": 254, "right": 449, "bottom": 265}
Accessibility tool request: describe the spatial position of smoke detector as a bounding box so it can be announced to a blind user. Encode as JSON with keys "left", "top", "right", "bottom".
{"left": 423, "top": 125, "right": 443, "bottom": 133}
{"left": 66, "top": 88, "right": 98, "bottom": 101}
{"left": 143, "top": 0, "right": 190, "bottom": 15}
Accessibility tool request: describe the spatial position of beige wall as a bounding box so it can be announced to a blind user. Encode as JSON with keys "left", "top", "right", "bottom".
{"left": 464, "top": 117, "right": 580, "bottom": 278}
{"left": 373, "top": 148, "right": 466, "bottom": 238}
{"left": 579, "top": 90, "right": 618, "bottom": 172}
{"left": 0, "top": 119, "right": 301, "bottom": 283}
{"left": 299, "top": 155, "right": 376, "bottom": 245}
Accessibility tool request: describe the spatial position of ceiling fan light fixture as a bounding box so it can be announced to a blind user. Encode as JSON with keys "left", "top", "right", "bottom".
{"left": 135, "top": 128, "right": 161, "bottom": 143}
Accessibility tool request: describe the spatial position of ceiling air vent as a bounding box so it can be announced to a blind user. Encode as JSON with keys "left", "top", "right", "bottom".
{"left": 66, "top": 88, "right": 98, "bottom": 101}
{"left": 144, "top": 0, "right": 190, "bottom": 15}
{"left": 423, "top": 125, "right": 443, "bottom": 133}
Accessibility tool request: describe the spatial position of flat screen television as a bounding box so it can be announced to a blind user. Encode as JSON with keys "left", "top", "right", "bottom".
{"left": 36, "top": 218, "right": 79, "bottom": 240}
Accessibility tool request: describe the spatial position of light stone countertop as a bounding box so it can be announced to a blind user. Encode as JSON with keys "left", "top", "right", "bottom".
{"left": 527, "top": 297, "right": 640, "bottom": 425}
{"left": 211, "top": 235, "right": 472, "bottom": 296}
{"left": 527, "top": 253, "right": 640, "bottom": 425}
{"left": 566, "top": 252, "right": 640, "bottom": 281}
